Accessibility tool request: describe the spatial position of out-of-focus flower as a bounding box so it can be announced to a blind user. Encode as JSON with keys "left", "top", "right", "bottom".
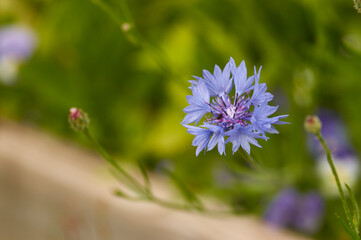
{"left": 182, "top": 58, "right": 288, "bottom": 156}
{"left": 68, "top": 108, "right": 90, "bottom": 132}
{"left": 293, "top": 192, "right": 324, "bottom": 234}
{"left": 307, "top": 110, "right": 360, "bottom": 196}
{"left": 0, "top": 25, "right": 37, "bottom": 84}
{"left": 264, "top": 188, "right": 324, "bottom": 235}
{"left": 264, "top": 188, "right": 299, "bottom": 227}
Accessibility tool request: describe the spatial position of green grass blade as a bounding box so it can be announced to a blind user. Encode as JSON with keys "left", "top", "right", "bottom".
{"left": 346, "top": 183, "right": 360, "bottom": 234}
{"left": 336, "top": 213, "right": 360, "bottom": 240}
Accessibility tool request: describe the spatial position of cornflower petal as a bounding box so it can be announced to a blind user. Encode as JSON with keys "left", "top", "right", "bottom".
{"left": 200, "top": 61, "right": 232, "bottom": 97}
{"left": 183, "top": 124, "right": 213, "bottom": 156}
{"left": 203, "top": 124, "right": 226, "bottom": 155}
{"left": 252, "top": 66, "right": 274, "bottom": 105}
{"left": 182, "top": 82, "right": 211, "bottom": 124}
{"left": 251, "top": 103, "right": 289, "bottom": 135}
{"left": 230, "top": 57, "right": 254, "bottom": 96}
{"left": 225, "top": 125, "right": 263, "bottom": 154}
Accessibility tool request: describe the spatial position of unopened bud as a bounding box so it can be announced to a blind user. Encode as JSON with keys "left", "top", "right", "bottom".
{"left": 304, "top": 115, "right": 322, "bottom": 134}
{"left": 68, "top": 107, "right": 90, "bottom": 131}
{"left": 121, "top": 23, "right": 131, "bottom": 32}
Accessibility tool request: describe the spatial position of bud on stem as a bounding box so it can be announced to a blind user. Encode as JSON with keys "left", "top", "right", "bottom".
{"left": 68, "top": 107, "right": 90, "bottom": 131}
{"left": 304, "top": 115, "right": 322, "bottom": 134}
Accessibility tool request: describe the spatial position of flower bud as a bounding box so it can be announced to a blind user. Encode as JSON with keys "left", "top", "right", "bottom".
{"left": 68, "top": 107, "right": 89, "bottom": 131}
{"left": 121, "top": 23, "right": 131, "bottom": 32}
{"left": 304, "top": 115, "right": 322, "bottom": 134}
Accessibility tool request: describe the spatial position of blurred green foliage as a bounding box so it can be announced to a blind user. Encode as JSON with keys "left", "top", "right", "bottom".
{"left": 1, "top": 0, "right": 361, "bottom": 238}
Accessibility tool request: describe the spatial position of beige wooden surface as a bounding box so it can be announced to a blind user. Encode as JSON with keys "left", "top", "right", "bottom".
{"left": 0, "top": 121, "right": 310, "bottom": 240}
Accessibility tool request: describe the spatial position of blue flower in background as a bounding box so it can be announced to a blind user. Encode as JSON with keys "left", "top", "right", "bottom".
{"left": 293, "top": 192, "right": 325, "bottom": 234}
{"left": 0, "top": 25, "right": 36, "bottom": 60}
{"left": 264, "top": 188, "right": 299, "bottom": 227}
{"left": 0, "top": 25, "right": 37, "bottom": 84}
{"left": 183, "top": 58, "right": 288, "bottom": 156}
{"left": 264, "top": 188, "right": 324, "bottom": 235}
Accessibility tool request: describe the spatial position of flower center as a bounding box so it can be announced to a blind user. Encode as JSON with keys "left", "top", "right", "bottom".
{"left": 207, "top": 94, "right": 251, "bottom": 130}
{"left": 225, "top": 104, "right": 236, "bottom": 118}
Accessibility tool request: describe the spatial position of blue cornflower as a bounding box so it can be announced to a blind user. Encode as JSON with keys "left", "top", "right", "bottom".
{"left": 0, "top": 25, "right": 37, "bottom": 61}
{"left": 0, "top": 24, "right": 37, "bottom": 84}
{"left": 264, "top": 188, "right": 324, "bottom": 234}
{"left": 182, "top": 57, "right": 288, "bottom": 156}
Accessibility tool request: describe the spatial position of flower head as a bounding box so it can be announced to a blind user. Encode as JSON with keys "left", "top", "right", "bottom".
{"left": 264, "top": 188, "right": 324, "bottom": 235}
{"left": 68, "top": 107, "right": 90, "bottom": 132}
{"left": 0, "top": 24, "right": 37, "bottom": 84}
{"left": 182, "top": 58, "right": 288, "bottom": 156}
{"left": 0, "top": 25, "right": 37, "bottom": 61}
{"left": 264, "top": 188, "right": 299, "bottom": 228}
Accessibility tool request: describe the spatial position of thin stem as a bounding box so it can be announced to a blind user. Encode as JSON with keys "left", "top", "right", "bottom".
{"left": 89, "top": 0, "right": 185, "bottom": 87}
{"left": 237, "top": 150, "right": 262, "bottom": 171}
{"left": 84, "top": 128, "right": 207, "bottom": 212}
{"left": 152, "top": 197, "right": 193, "bottom": 211}
{"left": 316, "top": 132, "right": 354, "bottom": 231}
{"left": 83, "top": 128, "right": 147, "bottom": 196}
{"left": 115, "top": 189, "right": 234, "bottom": 215}
{"left": 137, "top": 160, "right": 152, "bottom": 195}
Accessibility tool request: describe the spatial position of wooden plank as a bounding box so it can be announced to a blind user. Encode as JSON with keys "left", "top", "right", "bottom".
{"left": 0, "top": 121, "right": 309, "bottom": 240}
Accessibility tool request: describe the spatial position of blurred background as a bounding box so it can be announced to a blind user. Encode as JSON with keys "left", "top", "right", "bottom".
{"left": 1, "top": 0, "right": 361, "bottom": 239}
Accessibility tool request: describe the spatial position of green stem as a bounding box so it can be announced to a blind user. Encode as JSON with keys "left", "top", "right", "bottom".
{"left": 152, "top": 197, "right": 193, "bottom": 211}
{"left": 115, "top": 189, "right": 234, "bottom": 214}
{"left": 316, "top": 132, "right": 354, "bottom": 230}
{"left": 83, "top": 128, "right": 208, "bottom": 213}
{"left": 236, "top": 150, "right": 263, "bottom": 172}
{"left": 84, "top": 128, "right": 147, "bottom": 196}
{"left": 89, "top": 0, "right": 184, "bottom": 87}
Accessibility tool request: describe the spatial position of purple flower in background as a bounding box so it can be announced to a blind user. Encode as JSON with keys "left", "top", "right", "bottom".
{"left": 293, "top": 192, "right": 324, "bottom": 234}
{"left": 182, "top": 58, "right": 288, "bottom": 156}
{"left": 0, "top": 25, "right": 37, "bottom": 84}
{"left": 0, "top": 25, "right": 36, "bottom": 60}
{"left": 307, "top": 110, "right": 360, "bottom": 196}
{"left": 264, "top": 188, "right": 299, "bottom": 227}
{"left": 264, "top": 188, "right": 324, "bottom": 235}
